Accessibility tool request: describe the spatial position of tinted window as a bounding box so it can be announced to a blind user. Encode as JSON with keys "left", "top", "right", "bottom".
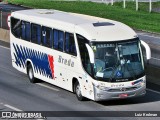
{"left": 31, "top": 24, "right": 41, "bottom": 44}
{"left": 21, "top": 21, "right": 31, "bottom": 41}
{"left": 65, "top": 32, "right": 77, "bottom": 55}
{"left": 58, "top": 31, "right": 64, "bottom": 51}
{"left": 42, "top": 26, "right": 52, "bottom": 48}
{"left": 93, "top": 22, "right": 114, "bottom": 27}
{"left": 53, "top": 30, "right": 64, "bottom": 51}
{"left": 53, "top": 30, "right": 58, "bottom": 49}
{"left": 11, "top": 17, "right": 21, "bottom": 38}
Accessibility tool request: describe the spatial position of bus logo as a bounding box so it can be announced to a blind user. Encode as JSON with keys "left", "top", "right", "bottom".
{"left": 120, "top": 88, "right": 126, "bottom": 91}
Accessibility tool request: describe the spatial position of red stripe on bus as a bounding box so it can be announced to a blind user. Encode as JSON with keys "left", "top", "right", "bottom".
{"left": 48, "top": 55, "right": 54, "bottom": 79}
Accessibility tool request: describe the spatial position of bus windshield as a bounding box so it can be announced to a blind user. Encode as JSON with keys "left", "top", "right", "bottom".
{"left": 91, "top": 38, "right": 144, "bottom": 82}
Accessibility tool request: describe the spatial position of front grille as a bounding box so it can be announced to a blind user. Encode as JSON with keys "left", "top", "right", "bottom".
{"left": 108, "top": 87, "right": 139, "bottom": 92}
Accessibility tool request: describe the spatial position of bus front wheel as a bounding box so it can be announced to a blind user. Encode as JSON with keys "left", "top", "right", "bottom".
{"left": 74, "top": 81, "right": 84, "bottom": 101}
{"left": 27, "top": 64, "right": 36, "bottom": 83}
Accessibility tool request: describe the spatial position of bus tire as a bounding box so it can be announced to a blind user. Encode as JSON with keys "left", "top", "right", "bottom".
{"left": 27, "top": 64, "right": 36, "bottom": 83}
{"left": 74, "top": 81, "right": 84, "bottom": 101}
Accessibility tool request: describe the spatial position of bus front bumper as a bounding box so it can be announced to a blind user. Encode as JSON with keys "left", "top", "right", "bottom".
{"left": 94, "top": 85, "right": 146, "bottom": 101}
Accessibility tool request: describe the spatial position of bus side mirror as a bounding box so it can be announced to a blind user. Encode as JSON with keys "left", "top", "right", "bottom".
{"left": 140, "top": 40, "right": 151, "bottom": 62}
{"left": 85, "top": 44, "right": 95, "bottom": 64}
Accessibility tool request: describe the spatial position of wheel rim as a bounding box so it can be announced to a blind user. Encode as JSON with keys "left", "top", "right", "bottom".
{"left": 29, "top": 68, "right": 33, "bottom": 80}
{"left": 76, "top": 84, "right": 81, "bottom": 97}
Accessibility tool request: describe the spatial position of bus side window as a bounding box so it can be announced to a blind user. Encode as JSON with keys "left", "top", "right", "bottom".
{"left": 31, "top": 24, "right": 41, "bottom": 44}
{"left": 53, "top": 30, "right": 64, "bottom": 51}
{"left": 58, "top": 31, "right": 64, "bottom": 51}
{"left": 77, "top": 34, "right": 92, "bottom": 75}
{"left": 65, "top": 32, "right": 77, "bottom": 56}
{"left": 11, "top": 17, "right": 21, "bottom": 38}
{"left": 53, "top": 29, "right": 58, "bottom": 49}
{"left": 42, "top": 26, "right": 52, "bottom": 48}
{"left": 21, "top": 21, "right": 31, "bottom": 41}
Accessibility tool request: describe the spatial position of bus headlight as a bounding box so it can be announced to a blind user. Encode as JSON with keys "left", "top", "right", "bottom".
{"left": 92, "top": 83, "right": 110, "bottom": 91}
{"left": 140, "top": 79, "right": 146, "bottom": 87}
{"left": 96, "top": 85, "right": 110, "bottom": 91}
{"left": 140, "top": 80, "right": 145, "bottom": 87}
{"left": 132, "top": 79, "right": 146, "bottom": 87}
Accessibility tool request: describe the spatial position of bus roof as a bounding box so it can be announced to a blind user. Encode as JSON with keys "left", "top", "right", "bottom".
{"left": 11, "top": 9, "right": 137, "bottom": 42}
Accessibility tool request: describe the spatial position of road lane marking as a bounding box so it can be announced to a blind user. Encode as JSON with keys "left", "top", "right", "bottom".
{"left": 3, "top": 103, "right": 45, "bottom": 119}
{"left": 36, "top": 83, "right": 60, "bottom": 92}
{"left": 146, "top": 88, "right": 160, "bottom": 95}
{"left": 4, "top": 104, "right": 45, "bottom": 120}
{"left": 0, "top": 45, "right": 10, "bottom": 50}
{"left": 4, "top": 104, "right": 22, "bottom": 111}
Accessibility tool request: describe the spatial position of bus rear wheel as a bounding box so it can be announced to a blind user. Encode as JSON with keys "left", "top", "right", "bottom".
{"left": 74, "top": 81, "right": 84, "bottom": 101}
{"left": 27, "top": 64, "right": 36, "bottom": 83}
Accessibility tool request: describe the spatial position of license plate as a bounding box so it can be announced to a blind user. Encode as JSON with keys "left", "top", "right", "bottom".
{"left": 119, "top": 94, "right": 128, "bottom": 98}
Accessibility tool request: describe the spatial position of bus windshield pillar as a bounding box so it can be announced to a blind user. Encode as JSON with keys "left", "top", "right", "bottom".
{"left": 85, "top": 43, "right": 95, "bottom": 64}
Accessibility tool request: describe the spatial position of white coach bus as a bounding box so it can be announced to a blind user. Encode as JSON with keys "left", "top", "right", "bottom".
{"left": 9, "top": 9, "right": 151, "bottom": 101}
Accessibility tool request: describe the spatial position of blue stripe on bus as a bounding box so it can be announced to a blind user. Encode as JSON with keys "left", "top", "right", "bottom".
{"left": 13, "top": 43, "right": 53, "bottom": 79}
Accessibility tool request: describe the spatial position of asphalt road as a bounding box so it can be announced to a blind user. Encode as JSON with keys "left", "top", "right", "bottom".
{"left": 0, "top": 43, "right": 160, "bottom": 120}
{"left": 0, "top": 2, "right": 29, "bottom": 11}
{"left": 137, "top": 32, "right": 160, "bottom": 67}
{"left": 0, "top": 2, "right": 160, "bottom": 120}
